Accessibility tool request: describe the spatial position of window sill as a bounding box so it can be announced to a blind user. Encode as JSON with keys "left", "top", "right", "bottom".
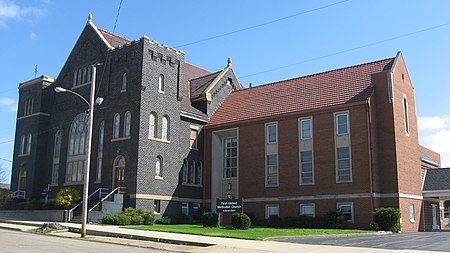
{"left": 265, "top": 185, "right": 279, "bottom": 188}
{"left": 336, "top": 180, "right": 352, "bottom": 184}
{"left": 336, "top": 132, "right": 349, "bottom": 136}
{"left": 49, "top": 184, "right": 58, "bottom": 187}
{"left": 182, "top": 183, "right": 203, "bottom": 188}
{"left": 147, "top": 137, "right": 170, "bottom": 144}
{"left": 94, "top": 180, "right": 102, "bottom": 184}
{"left": 410, "top": 219, "right": 415, "bottom": 223}
{"left": 299, "top": 182, "right": 315, "bottom": 186}
{"left": 190, "top": 147, "right": 198, "bottom": 151}
{"left": 158, "top": 90, "right": 165, "bottom": 94}
{"left": 72, "top": 82, "right": 91, "bottom": 89}
{"left": 63, "top": 182, "right": 83, "bottom": 186}
{"left": 154, "top": 176, "right": 163, "bottom": 180}
{"left": 111, "top": 136, "right": 131, "bottom": 142}
{"left": 18, "top": 153, "right": 31, "bottom": 157}
{"left": 120, "top": 89, "right": 126, "bottom": 93}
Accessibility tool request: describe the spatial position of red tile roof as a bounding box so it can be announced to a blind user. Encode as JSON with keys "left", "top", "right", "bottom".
{"left": 207, "top": 57, "right": 395, "bottom": 127}
{"left": 97, "top": 27, "right": 131, "bottom": 48}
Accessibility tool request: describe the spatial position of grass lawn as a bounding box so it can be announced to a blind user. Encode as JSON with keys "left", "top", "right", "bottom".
{"left": 123, "top": 224, "right": 373, "bottom": 240}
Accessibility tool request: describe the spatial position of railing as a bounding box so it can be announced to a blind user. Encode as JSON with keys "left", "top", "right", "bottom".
{"left": 10, "top": 191, "right": 26, "bottom": 199}
{"left": 67, "top": 187, "right": 108, "bottom": 221}
{"left": 89, "top": 187, "right": 126, "bottom": 212}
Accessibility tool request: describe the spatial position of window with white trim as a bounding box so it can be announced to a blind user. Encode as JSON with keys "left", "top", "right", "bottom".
{"left": 300, "top": 118, "right": 312, "bottom": 140}
{"left": 113, "top": 113, "right": 120, "bottom": 139}
{"left": 403, "top": 95, "right": 409, "bottom": 135}
{"left": 124, "top": 111, "right": 131, "bottom": 137}
{"left": 24, "top": 97, "right": 34, "bottom": 116}
{"left": 266, "top": 154, "right": 278, "bottom": 187}
{"left": 300, "top": 151, "right": 313, "bottom": 184}
{"left": 336, "top": 147, "right": 351, "bottom": 182}
{"left": 189, "top": 161, "right": 195, "bottom": 184}
{"left": 66, "top": 113, "right": 88, "bottom": 183}
{"left": 154, "top": 200, "right": 161, "bottom": 214}
{"left": 300, "top": 204, "right": 315, "bottom": 217}
{"left": 337, "top": 202, "right": 354, "bottom": 223}
{"left": 336, "top": 113, "right": 349, "bottom": 135}
{"left": 121, "top": 73, "right": 127, "bottom": 91}
{"left": 149, "top": 112, "right": 157, "bottom": 138}
{"left": 181, "top": 202, "right": 189, "bottom": 215}
{"left": 223, "top": 137, "right": 237, "bottom": 178}
{"left": 26, "top": 133, "right": 32, "bottom": 154}
{"left": 161, "top": 115, "right": 170, "bottom": 141}
{"left": 265, "top": 204, "right": 279, "bottom": 219}
{"left": 51, "top": 130, "right": 62, "bottom": 185}
{"left": 190, "top": 128, "right": 199, "bottom": 149}
{"left": 195, "top": 162, "right": 202, "bottom": 185}
{"left": 156, "top": 156, "right": 163, "bottom": 177}
{"left": 96, "top": 121, "right": 104, "bottom": 182}
{"left": 409, "top": 203, "right": 415, "bottom": 222}
{"left": 266, "top": 123, "right": 277, "bottom": 144}
{"left": 158, "top": 74, "right": 165, "bottom": 93}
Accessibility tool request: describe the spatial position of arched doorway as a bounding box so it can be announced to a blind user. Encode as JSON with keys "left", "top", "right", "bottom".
{"left": 113, "top": 156, "right": 125, "bottom": 188}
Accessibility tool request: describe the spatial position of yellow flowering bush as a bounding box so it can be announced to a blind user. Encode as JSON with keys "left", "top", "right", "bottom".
{"left": 56, "top": 188, "right": 80, "bottom": 209}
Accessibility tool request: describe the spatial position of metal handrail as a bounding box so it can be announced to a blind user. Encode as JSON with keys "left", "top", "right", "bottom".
{"left": 10, "top": 191, "right": 26, "bottom": 199}
{"left": 67, "top": 187, "right": 108, "bottom": 221}
{"left": 89, "top": 187, "right": 126, "bottom": 212}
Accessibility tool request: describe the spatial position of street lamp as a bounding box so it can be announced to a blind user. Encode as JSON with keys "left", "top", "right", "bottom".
{"left": 54, "top": 63, "right": 102, "bottom": 238}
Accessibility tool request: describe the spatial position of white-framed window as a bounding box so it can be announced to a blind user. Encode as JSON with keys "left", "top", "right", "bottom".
{"left": 19, "top": 135, "right": 26, "bottom": 155}
{"left": 403, "top": 94, "right": 409, "bottom": 135}
{"left": 336, "top": 112, "right": 349, "bottom": 135}
{"left": 96, "top": 121, "right": 104, "bottom": 182}
{"left": 190, "top": 128, "right": 199, "bottom": 149}
{"left": 195, "top": 162, "right": 202, "bottom": 185}
{"left": 337, "top": 202, "right": 354, "bottom": 223}
{"left": 156, "top": 156, "right": 163, "bottom": 177}
{"left": 51, "top": 130, "right": 62, "bottom": 185}
{"left": 182, "top": 159, "right": 188, "bottom": 184}
{"left": 266, "top": 154, "right": 278, "bottom": 187}
{"left": 26, "top": 133, "right": 32, "bottom": 154}
{"left": 121, "top": 73, "right": 127, "bottom": 91}
{"left": 409, "top": 203, "right": 415, "bottom": 222}
{"left": 149, "top": 112, "right": 157, "bottom": 138}
{"left": 300, "top": 204, "right": 315, "bottom": 217}
{"left": 336, "top": 147, "right": 351, "bottom": 182}
{"left": 266, "top": 123, "right": 277, "bottom": 144}
{"left": 158, "top": 74, "right": 165, "bottom": 93}
{"left": 154, "top": 200, "right": 161, "bottom": 214}
{"left": 124, "top": 111, "right": 131, "bottom": 137}
{"left": 265, "top": 204, "right": 279, "bottom": 219}
{"left": 113, "top": 113, "right": 120, "bottom": 139}
{"left": 24, "top": 97, "right": 34, "bottom": 116}
{"left": 300, "top": 118, "right": 312, "bottom": 140}
{"left": 181, "top": 202, "right": 189, "bottom": 215}
{"left": 223, "top": 137, "right": 238, "bottom": 178}
{"left": 300, "top": 151, "right": 314, "bottom": 184}
{"left": 73, "top": 66, "right": 92, "bottom": 87}
{"left": 66, "top": 113, "right": 88, "bottom": 183}
{"left": 161, "top": 115, "right": 170, "bottom": 141}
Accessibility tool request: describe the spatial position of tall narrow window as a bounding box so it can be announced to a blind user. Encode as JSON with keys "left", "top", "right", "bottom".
{"left": 189, "top": 161, "right": 195, "bottom": 184}
{"left": 113, "top": 113, "right": 120, "bottom": 139}
{"left": 409, "top": 203, "right": 415, "bottom": 222}
{"left": 124, "top": 111, "right": 131, "bottom": 137}
{"left": 82, "top": 67, "right": 87, "bottom": 84}
{"left": 149, "top": 112, "right": 157, "bottom": 138}
{"left": 223, "top": 137, "right": 237, "bottom": 178}
{"left": 121, "top": 73, "right": 127, "bottom": 91}
{"left": 66, "top": 113, "right": 88, "bottom": 183}
{"left": 195, "top": 162, "right": 202, "bottom": 185}
{"left": 300, "top": 151, "right": 313, "bottom": 184}
{"left": 77, "top": 69, "right": 82, "bottom": 86}
{"left": 26, "top": 133, "right": 32, "bottom": 154}
{"left": 154, "top": 200, "right": 161, "bottom": 214}
{"left": 266, "top": 123, "right": 277, "bottom": 144}
{"left": 403, "top": 95, "right": 409, "bottom": 135}
{"left": 52, "top": 130, "right": 62, "bottom": 185}
{"left": 161, "top": 115, "right": 170, "bottom": 141}
{"left": 182, "top": 159, "right": 188, "bottom": 184}
{"left": 113, "top": 156, "right": 126, "bottom": 188}
{"left": 181, "top": 202, "right": 189, "bottom": 215}
{"left": 97, "top": 121, "right": 104, "bottom": 182}
{"left": 87, "top": 65, "right": 92, "bottom": 82}
{"left": 156, "top": 156, "right": 163, "bottom": 177}
{"left": 19, "top": 135, "right": 26, "bottom": 155}
{"left": 190, "top": 128, "right": 199, "bottom": 149}
{"left": 266, "top": 154, "right": 278, "bottom": 187}
{"left": 336, "top": 113, "right": 349, "bottom": 135}
{"left": 24, "top": 98, "right": 34, "bottom": 116}
{"left": 337, "top": 147, "right": 351, "bottom": 182}
{"left": 300, "top": 118, "right": 312, "bottom": 140}
{"left": 73, "top": 71, "right": 78, "bottom": 87}
{"left": 158, "top": 74, "right": 165, "bottom": 93}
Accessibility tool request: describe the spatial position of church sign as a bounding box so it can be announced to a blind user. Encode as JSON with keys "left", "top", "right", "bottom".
{"left": 216, "top": 199, "right": 243, "bottom": 213}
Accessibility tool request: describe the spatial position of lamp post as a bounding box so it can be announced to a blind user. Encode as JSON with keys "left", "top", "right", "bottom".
{"left": 54, "top": 63, "right": 102, "bottom": 238}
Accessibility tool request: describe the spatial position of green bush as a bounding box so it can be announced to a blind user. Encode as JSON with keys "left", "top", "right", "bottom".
{"left": 201, "top": 212, "right": 218, "bottom": 227}
{"left": 0, "top": 189, "right": 9, "bottom": 209}
{"left": 56, "top": 188, "right": 80, "bottom": 209}
{"left": 372, "top": 208, "right": 401, "bottom": 232}
{"left": 155, "top": 216, "right": 172, "bottom": 225}
{"left": 284, "top": 215, "right": 317, "bottom": 228}
{"left": 171, "top": 214, "right": 189, "bottom": 224}
{"left": 265, "top": 215, "right": 283, "bottom": 228}
{"left": 232, "top": 213, "right": 251, "bottom": 230}
{"left": 101, "top": 207, "right": 155, "bottom": 225}
{"left": 324, "top": 209, "right": 347, "bottom": 228}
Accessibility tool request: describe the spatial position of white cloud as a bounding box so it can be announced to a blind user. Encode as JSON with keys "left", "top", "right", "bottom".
{"left": 418, "top": 116, "right": 450, "bottom": 167}
{"left": 0, "top": 0, "right": 47, "bottom": 28}
{"left": 29, "top": 31, "right": 36, "bottom": 39}
{"left": 0, "top": 97, "right": 17, "bottom": 112}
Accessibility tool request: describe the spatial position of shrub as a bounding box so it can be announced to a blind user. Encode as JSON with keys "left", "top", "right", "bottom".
{"left": 284, "top": 215, "right": 317, "bottom": 228}
{"left": 372, "top": 208, "right": 401, "bottom": 232}
{"left": 171, "top": 214, "right": 189, "bottom": 224}
{"left": 155, "top": 216, "right": 172, "bottom": 225}
{"left": 232, "top": 213, "right": 251, "bottom": 230}
{"left": 323, "top": 209, "right": 347, "bottom": 229}
{"left": 0, "top": 189, "right": 9, "bottom": 209}
{"left": 102, "top": 213, "right": 132, "bottom": 225}
{"left": 101, "top": 207, "right": 155, "bottom": 225}
{"left": 265, "top": 215, "right": 283, "bottom": 228}
{"left": 201, "top": 212, "right": 218, "bottom": 227}
{"left": 56, "top": 188, "right": 80, "bottom": 209}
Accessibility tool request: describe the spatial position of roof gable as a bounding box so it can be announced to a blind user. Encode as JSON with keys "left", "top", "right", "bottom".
{"left": 423, "top": 168, "right": 450, "bottom": 191}
{"left": 208, "top": 57, "right": 395, "bottom": 127}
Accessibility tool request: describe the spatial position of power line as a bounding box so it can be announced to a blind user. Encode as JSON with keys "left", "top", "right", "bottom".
{"left": 174, "top": 0, "right": 350, "bottom": 48}
{"left": 0, "top": 158, "right": 12, "bottom": 163}
{"left": 241, "top": 21, "right": 450, "bottom": 79}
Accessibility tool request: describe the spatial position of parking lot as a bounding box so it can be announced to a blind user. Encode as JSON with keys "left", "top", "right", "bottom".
{"left": 270, "top": 231, "right": 450, "bottom": 252}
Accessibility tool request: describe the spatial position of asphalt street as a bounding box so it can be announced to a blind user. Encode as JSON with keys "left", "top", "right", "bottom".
{"left": 270, "top": 231, "right": 450, "bottom": 252}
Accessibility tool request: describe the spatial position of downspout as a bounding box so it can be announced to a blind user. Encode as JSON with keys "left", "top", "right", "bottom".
{"left": 176, "top": 60, "right": 181, "bottom": 101}
{"left": 366, "top": 98, "right": 374, "bottom": 223}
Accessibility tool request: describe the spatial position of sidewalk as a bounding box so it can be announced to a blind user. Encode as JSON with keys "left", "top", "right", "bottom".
{"left": 0, "top": 220, "right": 443, "bottom": 253}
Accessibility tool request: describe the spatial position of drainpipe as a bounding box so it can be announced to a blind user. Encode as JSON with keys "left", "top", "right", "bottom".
{"left": 366, "top": 99, "right": 374, "bottom": 223}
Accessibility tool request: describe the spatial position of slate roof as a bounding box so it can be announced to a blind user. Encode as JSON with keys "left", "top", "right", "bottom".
{"left": 97, "top": 27, "right": 131, "bottom": 48}
{"left": 190, "top": 71, "right": 221, "bottom": 99}
{"left": 423, "top": 168, "right": 450, "bottom": 191}
{"left": 180, "top": 63, "right": 213, "bottom": 118}
{"left": 207, "top": 57, "right": 395, "bottom": 127}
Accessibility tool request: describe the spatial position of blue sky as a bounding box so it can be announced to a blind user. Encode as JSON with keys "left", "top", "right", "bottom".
{"left": 0, "top": 0, "right": 449, "bottom": 183}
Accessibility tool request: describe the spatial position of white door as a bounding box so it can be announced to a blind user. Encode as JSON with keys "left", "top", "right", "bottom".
{"left": 432, "top": 204, "right": 440, "bottom": 230}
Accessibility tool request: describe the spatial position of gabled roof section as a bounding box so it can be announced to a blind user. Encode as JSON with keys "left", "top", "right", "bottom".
{"left": 423, "top": 168, "right": 450, "bottom": 191}
{"left": 86, "top": 14, "right": 131, "bottom": 49}
{"left": 190, "top": 71, "right": 221, "bottom": 99}
{"left": 208, "top": 56, "right": 395, "bottom": 127}
{"left": 180, "top": 63, "right": 213, "bottom": 118}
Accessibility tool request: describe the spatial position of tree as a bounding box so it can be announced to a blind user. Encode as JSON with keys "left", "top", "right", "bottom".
{"left": 0, "top": 163, "right": 9, "bottom": 184}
